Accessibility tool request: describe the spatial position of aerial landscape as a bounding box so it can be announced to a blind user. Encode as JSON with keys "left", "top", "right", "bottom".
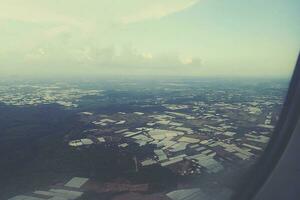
{"left": 0, "top": 0, "right": 299, "bottom": 200}
{"left": 0, "top": 78, "right": 287, "bottom": 200}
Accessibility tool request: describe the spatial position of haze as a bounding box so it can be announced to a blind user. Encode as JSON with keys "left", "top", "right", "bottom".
{"left": 0, "top": 0, "right": 299, "bottom": 78}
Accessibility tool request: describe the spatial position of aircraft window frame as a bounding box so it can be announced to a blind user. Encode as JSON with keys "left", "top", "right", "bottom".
{"left": 235, "top": 53, "right": 300, "bottom": 200}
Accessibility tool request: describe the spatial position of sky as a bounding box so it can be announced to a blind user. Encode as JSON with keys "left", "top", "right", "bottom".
{"left": 0, "top": 0, "right": 299, "bottom": 78}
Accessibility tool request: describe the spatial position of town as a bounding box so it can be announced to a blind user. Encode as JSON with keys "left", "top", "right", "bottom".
{"left": 2, "top": 79, "right": 285, "bottom": 200}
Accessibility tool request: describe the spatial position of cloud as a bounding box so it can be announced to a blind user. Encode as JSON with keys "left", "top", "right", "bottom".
{"left": 121, "top": 0, "right": 199, "bottom": 24}
{"left": 0, "top": 3, "right": 78, "bottom": 25}
{"left": 0, "top": 1, "right": 200, "bottom": 27}
{"left": 0, "top": 0, "right": 203, "bottom": 77}
{"left": 22, "top": 45, "right": 201, "bottom": 70}
{"left": 81, "top": 46, "right": 201, "bottom": 69}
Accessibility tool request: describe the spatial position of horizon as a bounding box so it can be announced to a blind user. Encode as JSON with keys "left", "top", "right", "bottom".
{"left": 0, "top": 74, "right": 292, "bottom": 85}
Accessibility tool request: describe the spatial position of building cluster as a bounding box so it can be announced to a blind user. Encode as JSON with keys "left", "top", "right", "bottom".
{"left": 7, "top": 177, "right": 232, "bottom": 200}
{"left": 166, "top": 187, "right": 232, "bottom": 200}
{"left": 0, "top": 84, "right": 101, "bottom": 107}
{"left": 8, "top": 177, "right": 89, "bottom": 200}
{"left": 3, "top": 80, "right": 284, "bottom": 199}
{"left": 68, "top": 97, "right": 275, "bottom": 176}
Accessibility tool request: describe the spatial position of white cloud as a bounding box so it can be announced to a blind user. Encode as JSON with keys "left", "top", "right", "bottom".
{"left": 0, "top": 1, "right": 199, "bottom": 27}
{"left": 0, "top": 0, "right": 203, "bottom": 77}
{"left": 0, "top": 2, "right": 78, "bottom": 25}
{"left": 22, "top": 44, "right": 201, "bottom": 69}
{"left": 121, "top": 0, "right": 199, "bottom": 24}
{"left": 142, "top": 52, "right": 153, "bottom": 60}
